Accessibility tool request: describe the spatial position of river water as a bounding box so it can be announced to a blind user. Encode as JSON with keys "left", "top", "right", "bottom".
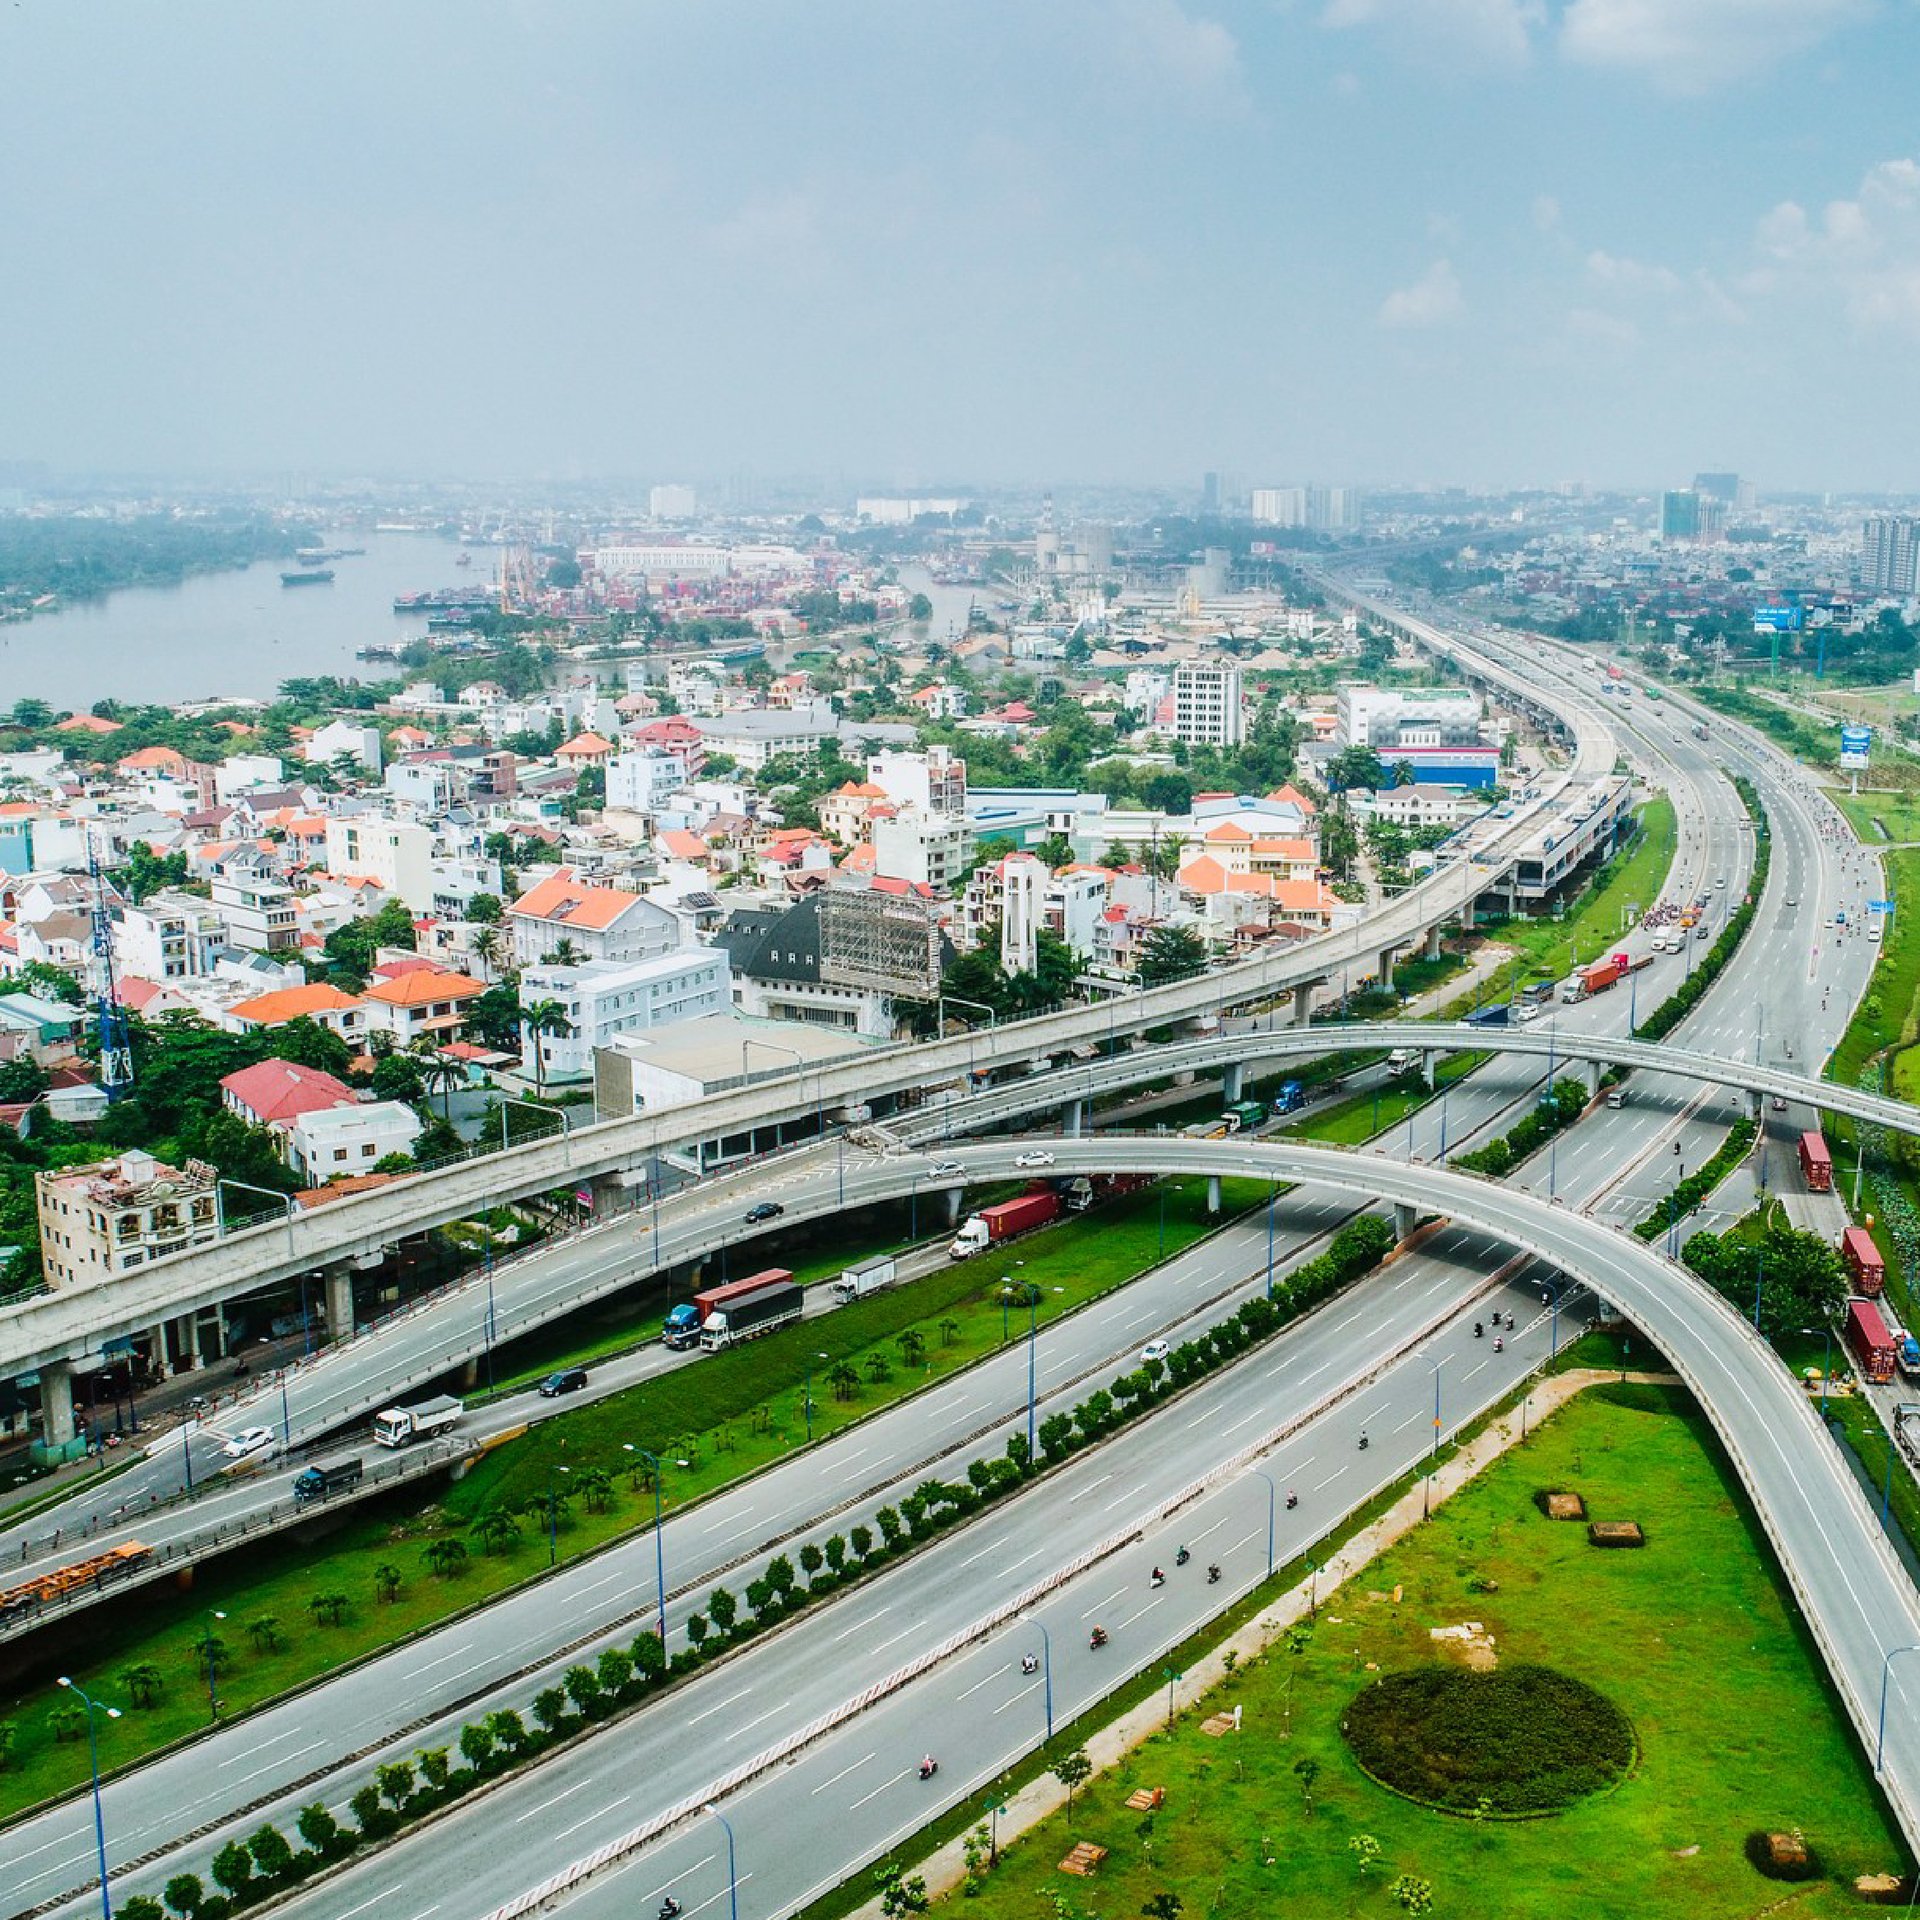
{"left": 0, "top": 532, "right": 484, "bottom": 711}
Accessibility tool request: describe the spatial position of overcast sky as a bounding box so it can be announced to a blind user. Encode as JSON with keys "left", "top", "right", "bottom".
{"left": 3, "top": 0, "right": 1917, "bottom": 492}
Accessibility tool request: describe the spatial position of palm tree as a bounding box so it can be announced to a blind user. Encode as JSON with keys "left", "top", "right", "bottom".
{"left": 417, "top": 1052, "right": 464, "bottom": 1123}
{"left": 472, "top": 925, "right": 505, "bottom": 979}
{"left": 471, "top": 1509, "right": 520, "bottom": 1556}
{"left": 519, "top": 999, "right": 574, "bottom": 1095}
{"left": 543, "top": 937, "right": 584, "bottom": 968}
{"left": 1392, "top": 759, "right": 1417, "bottom": 789}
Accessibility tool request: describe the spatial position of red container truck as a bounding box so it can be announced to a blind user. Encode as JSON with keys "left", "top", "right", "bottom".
{"left": 1846, "top": 1296, "right": 1897, "bottom": 1384}
{"left": 949, "top": 1187, "right": 1062, "bottom": 1259}
{"left": 1799, "top": 1131, "right": 1834, "bottom": 1193}
{"left": 1840, "top": 1227, "right": 1886, "bottom": 1297}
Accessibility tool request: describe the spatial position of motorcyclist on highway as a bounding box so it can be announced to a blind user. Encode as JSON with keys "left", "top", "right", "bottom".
{"left": 1494, "top": 1336, "right": 1504, "bottom": 1352}
{"left": 1150, "top": 1565, "right": 1166, "bottom": 1588}
{"left": 1474, "top": 1320, "right": 1484, "bottom": 1338}
{"left": 920, "top": 1755, "right": 938, "bottom": 1779}
{"left": 1359, "top": 1429, "right": 1369, "bottom": 1450}
{"left": 1286, "top": 1489, "right": 1298, "bottom": 1509}
{"left": 1021, "top": 1652, "right": 1039, "bottom": 1674}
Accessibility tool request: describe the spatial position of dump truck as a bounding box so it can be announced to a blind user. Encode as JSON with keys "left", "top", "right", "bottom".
{"left": 1846, "top": 1296, "right": 1898, "bottom": 1385}
{"left": 831, "top": 1256, "right": 897, "bottom": 1306}
{"left": 949, "top": 1188, "right": 1062, "bottom": 1260}
{"left": 1222, "top": 1099, "right": 1267, "bottom": 1133}
{"left": 292, "top": 1458, "right": 364, "bottom": 1506}
{"left": 372, "top": 1396, "right": 462, "bottom": 1449}
{"left": 1799, "top": 1131, "right": 1834, "bottom": 1194}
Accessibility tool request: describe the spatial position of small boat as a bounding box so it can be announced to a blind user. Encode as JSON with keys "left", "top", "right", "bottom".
{"left": 281, "top": 569, "right": 335, "bottom": 587}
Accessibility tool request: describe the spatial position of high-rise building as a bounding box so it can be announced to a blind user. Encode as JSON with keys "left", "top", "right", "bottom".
{"left": 1693, "top": 471, "right": 1739, "bottom": 505}
{"left": 1172, "top": 659, "right": 1244, "bottom": 748}
{"left": 649, "top": 483, "right": 697, "bottom": 519}
{"left": 1251, "top": 487, "right": 1308, "bottom": 527}
{"left": 1864, "top": 515, "right": 1920, "bottom": 594}
{"left": 1660, "top": 490, "right": 1701, "bottom": 541}
{"left": 1307, "top": 486, "right": 1362, "bottom": 532}
{"left": 1202, "top": 471, "right": 1223, "bottom": 514}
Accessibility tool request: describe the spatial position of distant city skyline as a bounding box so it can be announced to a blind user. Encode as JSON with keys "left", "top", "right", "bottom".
{"left": 2, "top": 1, "right": 1917, "bottom": 490}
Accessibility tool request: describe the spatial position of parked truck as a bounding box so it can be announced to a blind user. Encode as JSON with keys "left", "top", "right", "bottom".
{"left": 292, "top": 1458, "right": 364, "bottom": 1505}
{"left": 1846, "top": 1296, "right": 1898, "bottom": 1385}
{"left": 1899, "top": 1332, "right": 1920, "bottom": 1382}
{"left": 694, "top": 1270, "right": 803, "bottom": 1350}
{"left": 1464, "top": 1003, "right": 1510, "bottom": 1028}
{"left": 949, "top": 1188, "right": 1062, "bottom": 1260}
{"left": 1799, "top": 1130, "right": 1834, "bottom": 1194}
{"left": 1840, "top": 1226, "right": 1886, "bottom": 1297}
{"left": 372, "top": 1396, "right": 462, "bottom": 1449}
{"left": 832, "top": 1256, "right": 897, "bottom": 1306}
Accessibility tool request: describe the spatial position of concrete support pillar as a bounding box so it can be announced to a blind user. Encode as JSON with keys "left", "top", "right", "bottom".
{"left": 1378, "top": 947, "right": 1396, "bottom": 991}
{"left": 1747, "top": 1088, "right": 1762, "bottom": 1122}
{"left": 1206, "top": 1175, "right": 1222, "bottom": 1215}
{"left": 1393, "top": 1202, "right": 1417, "bottom": 1242}
{"left": 1222, "top": 1061, "right": 1244, "bottom": 1106}
{"left": 183, "top": 1312, "right": 203, "bottom": 1369}
{"left": 147, "top": 1325, "right": 169, "bottom": 1376}
{"left": 1585, "top": 1059, "right": 1602, "bottom": 1099}
{"left": 1292, "top": 982, "right": 1314, "bottom": 1026}
{"left": 1062, "top": 1098, "right": 1086, "bottom": 1138}
{"left": 945, "top": 1187, "right": 964, "bottom": 1226}
{"left": 38, "top": 1361, "right": 75, "bottom": 1448}
{"left": 1424, "top": 923, "right": 1443, "bottom": 962}
{"left": 460, "top": 1356, "right": 481, "bottom": 1391}
{"left": 324, "top": 1268, "right": 356, "bottom": 1346}
{"left": 1421, "top": 1050, "right": 1437, "bottom": 1089}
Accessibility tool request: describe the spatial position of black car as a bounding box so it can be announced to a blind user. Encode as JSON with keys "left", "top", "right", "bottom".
{"left": 744, "top": 1201, "right": 785, "bottom": 1224}
{"left": 538, "top": 1367, "right": 589, "bottom": 1398}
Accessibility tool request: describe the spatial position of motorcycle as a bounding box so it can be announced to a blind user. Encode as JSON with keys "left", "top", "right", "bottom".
{"left": 658, "top": 1900, "right": 683, "bottom": 1920}
{"left": 1285, "top": 1490, "right": 1298, "bottom": 1510}
{"left": 1174, "top": 1546, "right": 1190, "bottom": 1567}
{"left": 1207, "top": 1564, "right": 1221, "bottom": 1585}
{"left": 1473, "top": 1320, "right": 1484, "bottom": 1338}
{"left": 1149, "top": 1567, "right": 1166, "bottom": 1589}
{"left": 1090, "top": 1626, "right": 1109, "bottom": 1650}
{"left": 1358, "top": 1431, "right": 1370, "bottom": 1451}
{"left": 1493, "top": 1336, "right": 1504, "bottom": 1353}
{"left": 919, "top": 1756, "right": 939, "bottom": 1781}
{"left": 1021, "top": 1653, "right": 1039, "bottom": 1675}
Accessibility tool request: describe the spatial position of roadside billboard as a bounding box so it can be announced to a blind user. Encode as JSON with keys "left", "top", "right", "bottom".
{"left": 1840, "top": 725, "right": 1872, "bottom": 771}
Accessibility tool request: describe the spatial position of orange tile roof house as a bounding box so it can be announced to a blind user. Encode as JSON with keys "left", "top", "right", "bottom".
{"left": 227, "top": 982, "right": 367, "bottom": 1041}
{"left": 361, "top": 966, "right": 487, "bottom": 1044}
{"left": 508, "top": 866, "right": 680, "bottom": 968}
{"left": 555, "top": 731, "right": 617, "bottom": 768}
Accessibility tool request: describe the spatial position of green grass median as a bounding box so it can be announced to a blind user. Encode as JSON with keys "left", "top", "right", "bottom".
{"left": 935, "top": 1384, "right": 1906, "bottom": 1919}
{"left": 0, "top": 1178, "right": 1269, "bottom": 1819}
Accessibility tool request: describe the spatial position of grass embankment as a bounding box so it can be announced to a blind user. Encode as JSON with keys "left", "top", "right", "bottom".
{"left": 1436, "top": 798, "right": 1675, "bottom": 1017}
{"left": 0, "top": 1179, "right": 1269, "bottom": 1816}
{"left": 1832, "top": 790, "right": 1920, "bottom": 846}
{"left": 943, "top": 1386, "right": 1905, "bottom": 1920}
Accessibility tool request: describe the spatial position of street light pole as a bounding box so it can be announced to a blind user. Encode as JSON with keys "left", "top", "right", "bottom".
{"left": 802, "top": 1351, "right": 829, "bottom": 1443}
{"left": 202, "top": 1609, "right": 227, "bottom": 1721}
{"left": 1026, "top": 1288, "right": 1039, "bottom": 1460}
{"left": 1249, "top": 1467, "right": 1277, "bottom": 1576}
{"left": 58, "top": 1678, "right": 121, "bottom": 1920}
{"left": 1022, "top": 1614, "right": 1055, "bottom": 1741}
{"left": 1875, "top": 1643, "right": 1920, "bottom": 1774}
{"left": 703, "top": 1802, "right": 740, "bottom": 1920}
{"left": 1265, "top": 1186, "right": 1277, "bottom": 1299}
{"left": 622, "top": 1446, "right": 670, "bottom": 1646}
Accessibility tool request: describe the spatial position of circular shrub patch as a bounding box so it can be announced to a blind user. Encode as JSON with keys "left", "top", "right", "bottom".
{"left": 1342, "top": 1664, "right": 1635, "bottom": 1814}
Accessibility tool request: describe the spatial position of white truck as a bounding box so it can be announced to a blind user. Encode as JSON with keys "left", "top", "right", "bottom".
{"left": 831, "top": 1256, "right": 898, "bottom": 1306}
{"left": 372, "top": 1395, "right": 462, "bottom": 1449}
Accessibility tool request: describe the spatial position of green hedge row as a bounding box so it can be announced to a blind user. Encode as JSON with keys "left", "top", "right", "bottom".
{"left": 117, "top": 1214, "right": 1399, "bottom": 1918}
{"left": 1451, "top": 1078, "right": 1589, "bottom": 1178}
{"left": 1633, "top": 1118, "right": 1759, "bottom": 1242}
{"left": 1633, "top": 776, "right": 1770, "bottom": 1047}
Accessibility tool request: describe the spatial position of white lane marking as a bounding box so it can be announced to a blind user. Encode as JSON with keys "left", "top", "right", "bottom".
{"left": 1102, "top": 1480, "right": 1150, "bottom": 1512}
{"left": 725, "top": 1699, "right": 791, "bottom": 1743}
{"left": 1118, "top": 1595, "right": 1165, "bottom": 1629}
{"left": 1311, "top": 1465, "right": 1347, "bottom": 1492}
{"left": 992, "top": 1678, "right": 1043, "bottom": 1715}
{"left": 1220, "top": 1410, "right": 1261, "bottom": 1436}
{"left": 687, "top": 1685, "right": 755, "bottom": 1726}
{"left": 1002, "top": 1546, "right": 1045, "bottom": 1575}
{"left": 554, "top": 1795, "right": 629, "bottom": 1843}
{"left": 704, "top": 1507, "right": 754, "bottom": 1534}
{"left": 957, "top": 1663, "right": 1012, "bottom": 1701}
{"left": 224, "top": 1739, "right": 325, "bottom": 1786}
{"left": 1224, "top": 1525, "right": 1265, "bottom": 1555}
{"left": 683, "top": 1872, "right": 754, "bottom": 1917}
{"left": 218, "top": 1724, "right": 308, "bottom": 1766}
{"left": 406, "top": 1642, "right": 476, "bottom": 1677}
{"left": 869, "top": 1624, "right": 917, "bottom": 1656}
{"left": 1079, "top": 1584, "right": 1128, "bottom": 1621}
{"left": 516, "top": 1778, "right": 592, "bottom": 1822}
{"left": 1393, "top": 1407, "right": 1424, "bottom": 1434}
{"left": 835, "top": 1606, "right": 890, "bottom": 1641}
{"left": 850, "top": 1766, "right": 914, "bottom": 1810}
{"left": 811, "top": 1752, "right": 875, "bottom": 1794}
{"left": 1067, "top": 1473, "right": 1113, "bottom": 1504}
{"left": 337, "top": 1891, "right": 401, "bottom": 1918}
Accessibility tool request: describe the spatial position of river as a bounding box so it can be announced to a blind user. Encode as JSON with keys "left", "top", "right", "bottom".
{"left": 0, "top": 532, "right": 487, "bottom": 711}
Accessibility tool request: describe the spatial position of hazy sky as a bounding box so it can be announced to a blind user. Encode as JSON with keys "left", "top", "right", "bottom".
{"left": 4, "top": 1, "right": 1918, "bottom": 492}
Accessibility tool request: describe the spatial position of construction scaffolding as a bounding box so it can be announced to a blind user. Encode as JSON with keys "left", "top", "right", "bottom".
{"left": 817, "top": 887, "right": 943, "bottom": 1000}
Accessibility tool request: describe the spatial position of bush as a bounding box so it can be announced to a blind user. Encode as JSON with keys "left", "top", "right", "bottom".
{"left": 1342, "top": 1664, "right": 1635, "bottom": 1813}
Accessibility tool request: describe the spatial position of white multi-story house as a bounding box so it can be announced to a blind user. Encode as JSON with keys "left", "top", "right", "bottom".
{"left": 870, "top": 810, "right": 972, "bottom": 893}
{"left": 115, "top": 892, "right": 227, "bottom": 983}
{"left": 695, "top": 704, "right": 839, "bottom": 771}
{"left": 286, "top": 1101, "right": 423, "bottom": 1182}
{"left": 359, "top": 966, "right": 489, "bottom": 1047}
{"left": 305, "top": 720, "right": 384, "bottom": 773}
{"left": 508, "top": 866, "right": 682, "bottom": 968}
{"left": 324, "top": 815, "right": 435, "bottom": 910}
{"left": 867, "top": 745, "right": 967, "bottom": 816}
{"left": 516, "top": 950, "right": 733, "bottom": 1082}
{"left": 606, "top": 750, "right": 692, "bottom": 818}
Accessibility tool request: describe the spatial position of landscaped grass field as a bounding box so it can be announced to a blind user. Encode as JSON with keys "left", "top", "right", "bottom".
{"left": 953, "top": 1385, "right": 1904, "bottom": 1919}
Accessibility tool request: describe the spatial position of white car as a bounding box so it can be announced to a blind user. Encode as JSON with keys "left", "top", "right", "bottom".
{"left": 220, "top": 1424, "right": 275, "bottom": 1461}
{"left": 1140, "top": 1338, "right": 1171, "bottom": 1364}
{"left": 927, "top": 1159, "right": 966, "bottom": 1179}
{"left": 1013, "top": 1149, "right": 1055, "bottom": 1169}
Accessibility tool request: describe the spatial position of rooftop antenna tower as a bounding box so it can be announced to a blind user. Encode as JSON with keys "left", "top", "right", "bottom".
{"left": 87, "top": 829, "right": 135, "bottom": 1098}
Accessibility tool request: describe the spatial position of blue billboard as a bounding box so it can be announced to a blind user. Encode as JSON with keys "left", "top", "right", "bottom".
{"left": 1840, "top": 725, "right": 1872, "bottom": 770}
{"left": 1753, "top": 605, "right": 1804, "bottom": 633}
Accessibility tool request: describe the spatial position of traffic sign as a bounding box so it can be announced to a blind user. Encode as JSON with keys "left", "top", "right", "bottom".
{"left": 1870, "top": 900, "right": 1895, "bottom": 915}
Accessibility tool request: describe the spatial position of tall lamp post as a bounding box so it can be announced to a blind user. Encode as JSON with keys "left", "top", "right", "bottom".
{"left": 1026, "top": 1285, "right": 1040, "bottom": 1459}
{"left": 1020, "top": 1613, "right": 1055, "bottom": 1741}
{"left": 1875, "top": 1643, "right": 1920, "bottom": 1775}
{"left": 545, "top": 1464, "right": 570, "bottom": 1567}
{"left": 58, "top": 1677, "right": 121, "bottom": 1920}
{"left": 1248, "top": 1467, "right": 1277, "bottom": 1576}
{"left": 702, "top": 1802, "right": 740, "bottom": 1920}
{"left": 621, "top": 1446, "right": 673, "bottom": 1645}
{"left": 1798, "top": 1323, "right": 1834, "bottom": 1421}
{"left": 802, "top": 1351, "right": 830, "bottom": 1443}
{"left": 201, "top": 1609, "right": 228, "bottom": 1721}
